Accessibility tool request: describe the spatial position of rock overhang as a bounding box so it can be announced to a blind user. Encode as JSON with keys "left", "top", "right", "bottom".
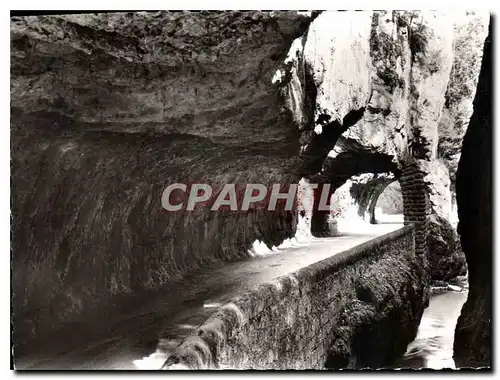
{"left": 11, "top": 11, "right": 315, "bottom": 148}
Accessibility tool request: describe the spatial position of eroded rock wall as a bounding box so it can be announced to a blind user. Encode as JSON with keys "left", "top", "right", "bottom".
{"left": 11, "top": 11, "right": 315, "bottom": 341}
{"left": 453, "top": 19, "right": 492, "bottom": 368}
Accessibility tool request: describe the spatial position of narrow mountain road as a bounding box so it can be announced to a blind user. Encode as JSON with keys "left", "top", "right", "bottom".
{"left": 14, "top": 223, "right": 402, "bottom": 370}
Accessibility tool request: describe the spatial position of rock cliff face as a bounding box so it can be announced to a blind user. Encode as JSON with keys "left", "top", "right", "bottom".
{"left": 453, "top": 19, "right": 492, "bottom": 368}
{"left": 439, "top": 12, "right": 491, "bottom": 189}
{"left": 281, "top": 10, "right": 488, "bottom": 280}
{"left": 290, "top": 11, "right": 488, "bottom": 168}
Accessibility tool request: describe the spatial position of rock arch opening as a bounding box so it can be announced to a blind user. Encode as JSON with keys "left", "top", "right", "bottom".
{"left": 308, "top": 151, "right": 400, "bottom": 237}
{"left": 306, "top": 150, "right": 430, "bottom": 274}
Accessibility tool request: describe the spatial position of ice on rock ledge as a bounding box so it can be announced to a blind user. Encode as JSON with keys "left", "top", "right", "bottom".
{"left": 271, "top": 69, "right": 284, "bottom": 84}
{"left": 133, "top": 352, "right": 169, "bottom": 370}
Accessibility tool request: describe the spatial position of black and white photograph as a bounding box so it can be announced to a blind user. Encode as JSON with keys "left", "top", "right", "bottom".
{"left": 8, "top": 5, "right": 494, "bottom": 372}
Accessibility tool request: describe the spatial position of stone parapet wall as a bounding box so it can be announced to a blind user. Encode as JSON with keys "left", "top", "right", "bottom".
{"left": 164, "top": 225, "right": 425, "bottom": 370}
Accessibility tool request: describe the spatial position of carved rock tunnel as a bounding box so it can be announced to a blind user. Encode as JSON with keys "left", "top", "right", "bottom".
{"left": 9, "top": 10, "right": 490, "bottom": 369}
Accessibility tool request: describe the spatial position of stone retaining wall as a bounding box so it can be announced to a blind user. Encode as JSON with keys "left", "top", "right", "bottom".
{"left": 163, "top": 225, "right": 426, "bottom": 370}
